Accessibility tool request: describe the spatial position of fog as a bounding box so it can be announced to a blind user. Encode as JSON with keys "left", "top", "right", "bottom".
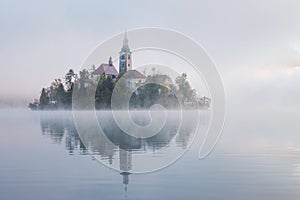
{"left": 1, "top": 0, "right": 300, "bottom": 112}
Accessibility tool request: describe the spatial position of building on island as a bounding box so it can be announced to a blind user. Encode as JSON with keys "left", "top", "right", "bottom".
{"left": 123, "top": 69, "right": 146, "bottom": 88}
{"left": 91, "top": 32, "right": 146, "bottom": 85}
{"left": 119, "top": 32, "right": 132, "bottom": 74}
{"left": 91, "top": 56, "right": 119, "bottom": 81}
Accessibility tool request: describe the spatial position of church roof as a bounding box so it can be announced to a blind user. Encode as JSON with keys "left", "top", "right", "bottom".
{"left": 120, "top": 32, "right": 131, "bottom": 53}
{"left": 125, "top": 70, "right": 146, "bottom": 79}
{"left": 92, "top": 63, "right": 118, "bottom": 76}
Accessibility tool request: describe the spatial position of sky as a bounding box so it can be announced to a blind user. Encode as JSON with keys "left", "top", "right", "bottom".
{"left": 0, "top": 0, "right": 300, "bottom": 109}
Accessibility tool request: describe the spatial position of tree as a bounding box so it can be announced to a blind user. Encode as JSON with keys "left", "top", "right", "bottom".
{"left": 28, "top": 99, "right": 39, "bottom": 110}
{"left": 47, "top": 79, "right": 67, "bottom": 108}
{"left": 64, "top": 69, "right": 75, "bottom": 108}
{"left": 65, "top": 69, "right": 75, "bottom": 91}
{"left": 39, "top": 88, "right": 50, "bottom": 109}
{"left": 72, "top": 69, "right": 97, "bottom": 109}
{"left": 56, "top": 82, "right": 67, "bottom": 108}
{"left": 95, "top": 75, "right": 114, "bottom": 109}
{"left": 175, "top": 73, "right": 197, "bottom": 106}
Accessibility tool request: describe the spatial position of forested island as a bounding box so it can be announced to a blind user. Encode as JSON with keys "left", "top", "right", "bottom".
{"left": 29, "top": 33, "right": 210, "bottom": 110}
{"left": 28, "top": 68, "right": 210, "bottom": 110}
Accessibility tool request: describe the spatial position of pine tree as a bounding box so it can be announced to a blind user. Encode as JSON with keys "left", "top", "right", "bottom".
{"left": 39, "top": 88, "right": 50, "bottom": 109}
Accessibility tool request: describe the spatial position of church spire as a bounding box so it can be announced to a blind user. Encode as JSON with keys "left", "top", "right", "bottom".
{"left": 119, "top": 31, "right": 132, "bottom": 73}
{"left": 121, "top": 32, "right": 130, "bottom": 52}
{"left": 108, "top": 56, "right": 113, "bottom": 66}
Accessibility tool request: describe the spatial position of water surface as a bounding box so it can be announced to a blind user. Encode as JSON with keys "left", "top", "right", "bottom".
{"left": 0, "top": 109, "right": 300, "bottom": 200}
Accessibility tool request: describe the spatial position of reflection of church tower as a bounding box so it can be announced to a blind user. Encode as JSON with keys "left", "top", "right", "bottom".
{"left": 119, "top": 149, "right": 132, "bottom": 192}
{"left": 119, "top": 32, "right": 132, "bottom": 74}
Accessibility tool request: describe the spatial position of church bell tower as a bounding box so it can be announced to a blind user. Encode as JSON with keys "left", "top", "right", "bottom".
{"left": 119, "top": 32, "right": 132, "bottom": 74}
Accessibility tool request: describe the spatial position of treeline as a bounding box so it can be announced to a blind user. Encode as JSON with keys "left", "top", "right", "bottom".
{"left": 29, "top": 68, "right": 198, "bottom": 110}
{"left": 29, "top": 69, "right": 75, "bottom": 110}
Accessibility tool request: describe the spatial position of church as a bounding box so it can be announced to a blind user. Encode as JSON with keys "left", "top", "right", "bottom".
{"left": 91, "top": 32, "right": 146, "bottom": 85}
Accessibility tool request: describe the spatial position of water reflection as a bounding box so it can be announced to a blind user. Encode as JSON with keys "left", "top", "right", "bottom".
{"left": 39, "top": 110, "right": 209, "bottom": 191}
{"left": 40, "top": 113, "right": 88, "bottom": 155}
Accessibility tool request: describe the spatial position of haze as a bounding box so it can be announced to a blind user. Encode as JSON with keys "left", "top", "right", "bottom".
{"left": 0, "top": 0, "right": 300, "bottom": 110}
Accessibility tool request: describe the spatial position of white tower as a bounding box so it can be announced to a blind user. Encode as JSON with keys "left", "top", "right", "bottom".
{"left": 119, "top": 32, "right": 132, "bottom": 74}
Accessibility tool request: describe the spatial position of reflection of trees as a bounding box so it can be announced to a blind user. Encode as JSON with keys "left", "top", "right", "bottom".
{"left": 64, "top": 128, "right": 87, "bottom": 155}
{"left": 97, "top": 111, "right": 184, "bottom": 152}
{"left": 142, "top": 118, "right": 179, "bottom": 151}
{"left": 175, "top": 113, "right": 198, "bottom": 149}
{"left": 40, "top": 112, "right": 87, "bottom": 154}
{"left": 39, "top": 110, "right": 196, "bottom": 160}
{"left": 39, "top": 110, "right": 200, "bottom": 195}
{"left": 40, "top": 114, "right": 66, "bottom": 144}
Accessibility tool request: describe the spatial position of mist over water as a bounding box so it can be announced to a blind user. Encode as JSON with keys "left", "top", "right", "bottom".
{"left": 1, "top": 0, "right": 300, "bottom": 199}
{"left": 42, "top": 109, "right": 207, "bottom": 173}
{"left": 1, "top": 109, "right": 300, "bottom": 199}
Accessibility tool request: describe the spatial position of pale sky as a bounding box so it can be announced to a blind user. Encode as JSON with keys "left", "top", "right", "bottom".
{"left": 0, "top": 0, "right": 300, "bottom": 109}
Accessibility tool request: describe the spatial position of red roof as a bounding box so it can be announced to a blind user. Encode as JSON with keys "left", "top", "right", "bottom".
{"left": 92, "top": 64, "right": 118, "bottom": 76}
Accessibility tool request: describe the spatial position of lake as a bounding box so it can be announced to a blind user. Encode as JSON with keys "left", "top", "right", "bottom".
{"left": 0, "top": 109, "right": 300, "bottom": 200}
